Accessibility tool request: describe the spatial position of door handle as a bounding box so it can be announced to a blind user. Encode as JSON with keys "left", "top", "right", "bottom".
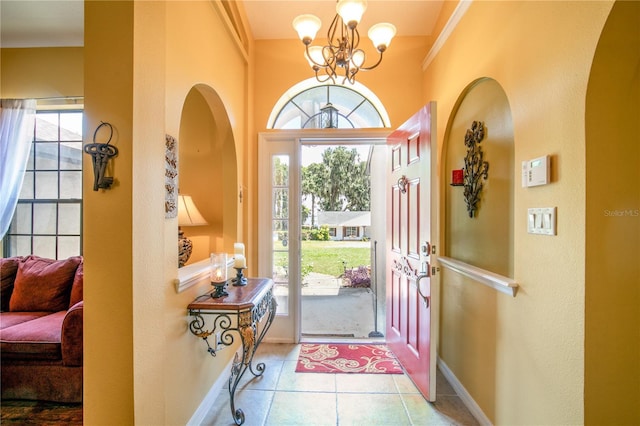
{"left": 416, "top": 272, "right": 430, "bottom": 308}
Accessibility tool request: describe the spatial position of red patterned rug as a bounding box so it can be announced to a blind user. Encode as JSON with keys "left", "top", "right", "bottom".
{"left": 295, "top": 343, "right": 403, "bottom": 374}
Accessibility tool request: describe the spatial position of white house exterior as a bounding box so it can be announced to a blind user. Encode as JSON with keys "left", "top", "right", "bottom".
{"left": 317, "top": 211, "right": 371, "bottom": 241}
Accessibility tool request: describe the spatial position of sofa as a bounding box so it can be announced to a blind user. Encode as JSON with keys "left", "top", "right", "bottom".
{"left": 0, "top": 255, "right": 83, "bottom": 403}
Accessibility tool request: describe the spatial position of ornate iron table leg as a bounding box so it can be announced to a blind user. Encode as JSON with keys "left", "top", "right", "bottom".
{"left": 227, "top": 296, "right": 277, "bottom": 425}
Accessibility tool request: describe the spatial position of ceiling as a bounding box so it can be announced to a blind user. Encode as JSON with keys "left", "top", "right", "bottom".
{"left": 1, "top": 0, "right": 444, "bottom": 48}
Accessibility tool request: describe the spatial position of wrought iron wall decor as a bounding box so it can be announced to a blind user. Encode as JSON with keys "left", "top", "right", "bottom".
{"left": 463, "top": 121, "right": 489, "bottom": 217}
{"left": 84, "top": 121, "right": 118, "bottom": 191}
{"left": 164, "top": 134, "right": 178, "bottom": 218}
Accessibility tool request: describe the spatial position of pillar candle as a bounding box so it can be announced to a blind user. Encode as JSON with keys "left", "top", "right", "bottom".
{"left": 234, "top": 242, "right": 245, "bottom": 256}
{"left": 234, "top": 254, "right": 246, "bottom": 269}
{"left": 452, "top": 169, "right": 464, "bottom": 185}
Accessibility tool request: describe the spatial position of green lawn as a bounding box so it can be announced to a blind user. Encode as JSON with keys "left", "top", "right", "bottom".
{"left": 301, "top": 241, "right": 371, "bottom": 277}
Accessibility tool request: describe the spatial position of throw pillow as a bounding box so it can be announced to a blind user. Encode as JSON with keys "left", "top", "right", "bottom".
{"left": 69, "top": 261, "right": 84, "bottom": 308}
{"left": 9, "top": 255, "right": 82, "bottom": 312}
{"left": 1, "top": 257, "right": 22, "bottom": 312}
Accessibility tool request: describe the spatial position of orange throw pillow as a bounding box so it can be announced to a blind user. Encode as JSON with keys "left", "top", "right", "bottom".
{"left": 9, "top": 255, "right": 82, "bottom": 312}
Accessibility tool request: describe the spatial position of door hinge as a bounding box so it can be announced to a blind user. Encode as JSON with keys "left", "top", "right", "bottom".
{"left": 431, "top": 245, "right": 436, "bottom": 255}
{"left": 431, "top": 266, "right": 440, "bottom": 276}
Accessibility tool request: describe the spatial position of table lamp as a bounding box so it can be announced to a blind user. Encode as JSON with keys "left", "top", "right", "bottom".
{"left": 178, "top": 194, "right": 208, "bottom": 267}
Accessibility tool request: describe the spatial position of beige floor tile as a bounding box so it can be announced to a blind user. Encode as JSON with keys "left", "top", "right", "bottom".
{"left": 266, "top": 391, "right": 337, "bottom": 426}
{"left": 202, "top": 389, "right": 274, "bottom": 426}
{"left": 337, "top": 393, "right": 411, "bottom": 425}
{"left": 393, "top": 374, "right": 421, "bottom": 394}
{"left": 401, "top": 393, "right": 456, "bottom": 426}
{"left": 238, "top": 359, "right": 283, "bottom": 392}
{"left": 335, "top": 373, "right": 399, "bottom": 393}
{"left": 277, "top": 361, "right": 336, "bottom": 392}
{"left": 254, "top": 343, "right": 301, "bottom": 362}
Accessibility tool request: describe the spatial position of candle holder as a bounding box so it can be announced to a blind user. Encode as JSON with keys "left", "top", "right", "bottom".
{"left": 210, "top": 253, "right": 229, "bottom": 298}
{"left": 232, "top": 267, "right": 247, "bottom": 286}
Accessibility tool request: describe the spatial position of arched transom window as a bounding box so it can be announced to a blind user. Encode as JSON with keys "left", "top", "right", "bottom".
{"left": 268, "top": 79, "right": 390, "bottom": 129}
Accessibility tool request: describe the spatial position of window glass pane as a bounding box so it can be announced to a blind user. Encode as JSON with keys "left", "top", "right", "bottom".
{"left": 58, "top": 236, "right": 80, "bottom": 259}
{"left": 273, "top": 250, "right": 289, "bottom": 315}
{"left": 33, "top": 203, "right": 57, "bottom": 234}
{"left": 348, "top": 101, "right": 384, "bottom": 128}
{"left": 11, "top": 236, "right": 32, "bottom": 257}
{"left": 59, "top": 113, "right": 83, "bottom": 140}
{"left": 60, "top": 143, "right": 82, "bottom": 170}
{"left": 35, "top": 171, "right": 59, "bottom": 199}
{"left": 19, "top": 172, "right": 34, "bottom": 199}
{"left": 58, "top": 204, "right": 81, "bottom": 234}
{"left": 273, "top": 102, "right": 308, "bottom": 130}
{"left": 273, "top": 189, "right": 289, "bottom": 218}
{"left": 60, "top": 171, "right": 82, "bottom": 199}
{"left": 35, "top": 113, "right": 59, "bottom": 141}
{"left": 272, "top": 155, "right": 289, "bottom": 186}
{"left": 33, "top": 236, "right": 56, "bottom": 258}
{"left": 273, "top": 220, "right": 288, "bottom": 249}
{"left": 35, "top": 142, "right": 59, "bottom": 170}
{"left": 328, "top": 85, "right": 365, "bottom": 112}
{"left": 10, "top": 204, "right": 32, "bottom": 234}
{"left": 25, "top": 144, "right": 35, "bottom": 170}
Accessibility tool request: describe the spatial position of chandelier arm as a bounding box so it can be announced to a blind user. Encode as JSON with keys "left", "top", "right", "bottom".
{"left": 327, "top": 14, "right": 341, "bottom": 49}
{"left": 316, "top": 67, "right": 336, "bottom": 84}
{"left": 358, "top": 51, "right": 385, "bottom": 72}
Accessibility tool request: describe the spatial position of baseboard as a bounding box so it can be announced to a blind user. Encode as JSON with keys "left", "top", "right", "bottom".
{"left": 187, "top": 356, "right": 234, "bottom": 426}
{"left": 437, "top": 357, "right": 493, "bottom": 426}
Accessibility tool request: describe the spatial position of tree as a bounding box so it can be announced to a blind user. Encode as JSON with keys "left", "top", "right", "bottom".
{"left": 301, "top": 162, "right": 327, "bottom": 227}
{"left": 301, "top": 147, "right": 370, "bottom": 215}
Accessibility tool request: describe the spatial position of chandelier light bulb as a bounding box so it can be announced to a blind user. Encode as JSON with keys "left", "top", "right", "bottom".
{"left": 305, "top": 46, "right": 326, "bottom": 68}
{"left": 336, "top": 0, "right": 367, "bottom": 29}
{"left": 368, "top": 22, "right": 396, "bottom": 51}
{"left": 350, "top": 50, "right": 366, "bottom": 68}
{"left": 293, "top": 14, "right": 322, "bottom": 44}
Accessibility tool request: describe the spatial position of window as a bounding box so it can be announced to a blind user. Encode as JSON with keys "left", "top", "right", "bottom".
{"left": 328, "top": 227, "right": 337, "bottom": 237}
{"left": 270, "top": 82, "right": 389, "bottom": 129}
{"left": 4, "top": 110, "right": 83, "bottom": 259}
{"left": 345, "top": 226, "right": 360, "bottom": 238}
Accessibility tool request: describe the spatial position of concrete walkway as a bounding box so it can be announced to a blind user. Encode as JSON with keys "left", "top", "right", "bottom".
{"left": 301, "top": 272, "right": 380, "bottom": 339}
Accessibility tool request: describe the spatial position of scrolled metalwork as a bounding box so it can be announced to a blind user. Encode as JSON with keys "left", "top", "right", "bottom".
{"left": 393, "top": 256, "right": 419, "bottom": 280}
{"left": 463, "top": 121, "right": 489, "bottom": 218}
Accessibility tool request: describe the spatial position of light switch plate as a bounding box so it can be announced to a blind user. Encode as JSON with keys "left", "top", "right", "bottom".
{"left": 527, "top": 207, "right": 556, "bottom": 235}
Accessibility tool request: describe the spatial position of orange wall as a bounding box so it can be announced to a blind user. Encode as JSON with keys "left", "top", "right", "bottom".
{"left": 1, "top": 47, "right": 83, "bottom": 98}
{"left": 423, "top": 1, "right": 615, "bottom": 424}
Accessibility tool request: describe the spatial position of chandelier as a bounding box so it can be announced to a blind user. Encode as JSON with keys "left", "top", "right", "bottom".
{"left": 292, "top": 0, "right": 396, "bottom": 85}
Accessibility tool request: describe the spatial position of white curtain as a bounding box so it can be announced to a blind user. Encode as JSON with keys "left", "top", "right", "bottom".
{"left": 0, "top": 99, "right": 37, "bottom": 238}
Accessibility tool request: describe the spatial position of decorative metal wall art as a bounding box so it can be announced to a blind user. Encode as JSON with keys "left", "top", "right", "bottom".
{"left": 84, "top": 121, "right": 118, "bottom": 191}
{"left": 463, "top": 121, "right": 489, "bottom": 218}
{"left": 165, "top": 134, "right": 178, "bottom": 218}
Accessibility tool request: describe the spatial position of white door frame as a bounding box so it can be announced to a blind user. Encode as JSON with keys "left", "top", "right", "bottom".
{"left": 259, "top": 129, "right": 391, "bottom": 343}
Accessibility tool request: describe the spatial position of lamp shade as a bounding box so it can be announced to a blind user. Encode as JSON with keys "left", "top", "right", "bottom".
{"left": 178, "top": 195, "right": 208, "bottom": 226}
{"left": 368, "top": 23, "right": 396, "bottom": 51}
{"left": 305, "top": 45, "right": 326, "bottom": 67}
{"left": 336, "top": 0, "right": 367, "bottom": 28}
{"left": 293, "top": 14, "right": 322, "bottom": 43}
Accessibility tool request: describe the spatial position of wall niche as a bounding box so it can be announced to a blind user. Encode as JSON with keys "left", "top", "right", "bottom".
{"left": 444, "top": 78, "right": 514, "bottom": 277}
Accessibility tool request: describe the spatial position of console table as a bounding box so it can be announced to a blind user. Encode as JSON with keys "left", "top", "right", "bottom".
{"left": 187, "top": 277, "right": 276, "bottom": 425}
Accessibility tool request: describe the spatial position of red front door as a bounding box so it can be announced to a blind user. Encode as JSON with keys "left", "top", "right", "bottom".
{"left": 386, "top": 103, "right": 436, "bottom": 401}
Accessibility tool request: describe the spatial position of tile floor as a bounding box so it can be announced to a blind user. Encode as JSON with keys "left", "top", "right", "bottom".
{"left": 202, "top": 343, "right": 479, "bottom": 426}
